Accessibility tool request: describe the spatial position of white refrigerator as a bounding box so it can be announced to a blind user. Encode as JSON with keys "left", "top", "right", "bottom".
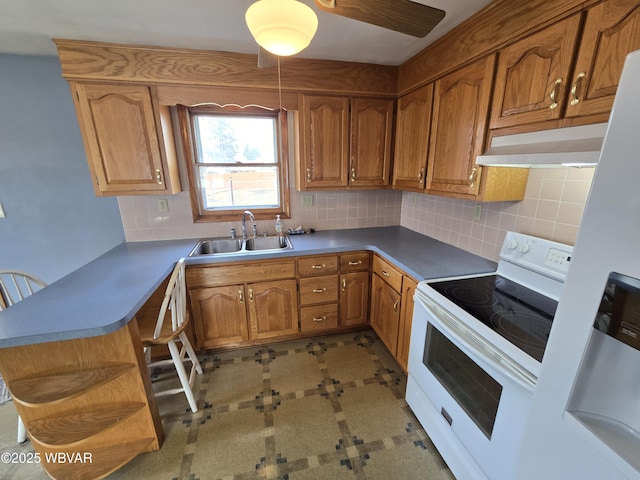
{"left": 515, "top": 50, "right": 640, "bottom": 479}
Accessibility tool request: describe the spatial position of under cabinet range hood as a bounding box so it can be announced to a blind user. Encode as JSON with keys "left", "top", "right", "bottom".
{"left": 476, "top": 123, "right": 608, "bottom": 168}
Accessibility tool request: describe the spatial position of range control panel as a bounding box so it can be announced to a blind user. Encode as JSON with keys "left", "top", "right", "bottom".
{"left": 500, "top": 231, "right": 574, "bottom": 281}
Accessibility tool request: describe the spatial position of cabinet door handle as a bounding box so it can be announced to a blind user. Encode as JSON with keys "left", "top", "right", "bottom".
{"left": 311, "top": 264, "right": 326, "bottom": 269}
{"left": 351, "top": 167, "right": 356, "bottom": 181}
{"left": 249, "top": 288, "right": 254, "bottom": 302}
{"left": 238, "top": 289, "right": 244, "bottom": 304}
{"left": 570, "top": 72, "right": 586, "bottom": 106}
{"left": 382, "top": 270, "right": 390, "bottom": 277}
{"left": 393, "top": 301, "right": 399, "bottom": 313}
{"left": 348, "top": 260, "right": 362, "bottom": 266}
{"left": 469, "top": 167, "right": 478, "bottom": 188}
{"left": 313, "top": 316, "right": 327, "bottom": 322}
{"left": 155, "top": 168, "right": 163, "bottom": 185}
{"left": 549, "top": 78, "right": 563, "bottom": 109}
{"left": 313, "top": 288, "right": 327, "bottom": 294}
{"left": 342, "top": 278, "right": 347, "bottom": 291}
{"left": 306, "top": 168, "right": 311, "bottom": 182}
{"left": 418, "top": 167, "right": 425, "bottom": 184}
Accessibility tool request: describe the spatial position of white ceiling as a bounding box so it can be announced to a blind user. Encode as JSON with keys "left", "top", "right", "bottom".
{"left": 0, "top": 0, "right": 492, "bottom": 66}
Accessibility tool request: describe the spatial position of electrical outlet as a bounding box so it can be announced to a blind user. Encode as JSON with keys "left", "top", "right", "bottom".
{"left": 301, "top": 194, "right": 314, "bottom": 207}
{"left": 0, "top": 203, "right": 5, "bottom": 218}
{"left": 473, "top": 204, "right": 483, "bottom": 220}
{"left": 157, "top": 198, "right": 169, "bottom": 213}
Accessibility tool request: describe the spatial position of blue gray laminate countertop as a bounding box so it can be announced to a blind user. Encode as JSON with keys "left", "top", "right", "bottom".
{"left": 0, "top": 227, "right": 496, "bottom": 348}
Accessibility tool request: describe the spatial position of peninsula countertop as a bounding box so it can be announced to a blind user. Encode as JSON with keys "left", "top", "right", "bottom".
{"left": 0, "top": 227, "right": 496, "bottom": 348}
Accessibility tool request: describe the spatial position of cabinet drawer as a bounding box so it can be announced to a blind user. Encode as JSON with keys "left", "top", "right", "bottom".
{"left": 372, "top": 255, "right": 403, "bottom": 292}
{"left": 300, "top": 304, "right": 339, "bottom": 332}
{"left": 298, "top": 255, "right": 339, "bottom": 276}
{"left": 299, "top": 275, "right": 339, "bottom": 305}
{"left": 186, "top": 261, "right": 296, "bottom": 287}
{"left": 340, "top": 251, "right": 370, "bottom": 272}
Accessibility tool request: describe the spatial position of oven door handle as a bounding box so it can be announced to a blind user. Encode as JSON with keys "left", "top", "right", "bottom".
{"left": 416, "top": 291, "right": 536, "bottom": 392}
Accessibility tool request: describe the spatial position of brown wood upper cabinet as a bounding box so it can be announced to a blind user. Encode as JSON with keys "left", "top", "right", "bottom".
{"left": 427, "top": 55, "right": 496, "bottom": 197}
{"left": 566, "top": 0, "right": 640, "bottom": 119}
{"left": 391, "top": 83, "right": 433, "bottom": 192}
{"left": 491, "top": 0, "right": 640, "bottom": 129}
{"left": 71, "top": 82, "right": 181, "bottom": 196}
{"left": 490, "top": 15, "right": 581, "bottom": 129}
{"left": 297, "top": 95, "right": 394, "bottom": 190}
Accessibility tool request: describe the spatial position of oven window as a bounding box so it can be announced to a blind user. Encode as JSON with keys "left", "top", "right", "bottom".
{"left": 424, "top": 324, "right": 503, "bottom": 439}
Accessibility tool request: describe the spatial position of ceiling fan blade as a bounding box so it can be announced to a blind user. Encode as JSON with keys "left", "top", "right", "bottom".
{"left": 314, "top": 0, "right": 445, "bottom": 38}
{"left": 257, "top": 46, "right": 278, "bottom": 68}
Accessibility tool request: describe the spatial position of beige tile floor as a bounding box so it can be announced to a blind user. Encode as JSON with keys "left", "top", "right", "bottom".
{"left": 0, "top": 330, "right": 454, "bottom": 480}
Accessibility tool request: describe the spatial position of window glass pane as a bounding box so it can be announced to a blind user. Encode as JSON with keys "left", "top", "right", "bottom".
{"left": 194, "top": 115, "right": 277, "bottom": 165}
{"left": 199, "top": 166, "right": 280, "bottom": 210}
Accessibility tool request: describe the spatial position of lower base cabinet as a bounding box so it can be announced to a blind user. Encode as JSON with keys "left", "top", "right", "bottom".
{"left": 248, "top": 279, "right": 299, "bottom": 340}
{"left": 370, "top": 273, "right": 402, "bottom": 354}
{"left": 397, "top": 277, "right": 418, "bottom": 372}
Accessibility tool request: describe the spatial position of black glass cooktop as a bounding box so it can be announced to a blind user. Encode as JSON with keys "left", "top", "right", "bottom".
{"left": 429, "top": 275, "right": 558, "bottom": 362}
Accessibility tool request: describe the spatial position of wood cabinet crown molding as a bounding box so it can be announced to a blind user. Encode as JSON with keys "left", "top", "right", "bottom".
{"left": 54, "top": 39, "right": 398, "bottom": 97}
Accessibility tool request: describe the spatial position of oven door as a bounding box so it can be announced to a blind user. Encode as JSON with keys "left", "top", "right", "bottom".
{"left": 406, "top": 288, "right": 535, "bottom": 480}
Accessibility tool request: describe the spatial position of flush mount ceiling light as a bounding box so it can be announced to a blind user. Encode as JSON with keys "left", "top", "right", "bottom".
{"left": 245, "top": 0, "right": 319, "bottom": 56}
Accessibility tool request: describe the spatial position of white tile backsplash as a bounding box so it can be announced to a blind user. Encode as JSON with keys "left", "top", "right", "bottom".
{"left": 400, "top": 168, "right": 595, "bottom": 261}
{"left": 119, "top": 167, "right": 594, "bottom": 263}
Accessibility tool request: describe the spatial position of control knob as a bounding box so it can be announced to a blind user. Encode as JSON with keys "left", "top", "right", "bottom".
{"left": 519, "top": 244, "right": 530, "bottom": 254}
{"left": 508, "top": 239, "right": 519, "bottom": 250}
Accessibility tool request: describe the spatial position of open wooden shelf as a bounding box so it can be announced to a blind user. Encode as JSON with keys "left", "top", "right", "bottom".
{"left": 10, "top": 364, "right": 134, "bottom": 407}
{"left": 28, "top": 403, "right": 146, "bottom": 447}
{"left": 44, "top": 438, "right": 155, "bottom": 480}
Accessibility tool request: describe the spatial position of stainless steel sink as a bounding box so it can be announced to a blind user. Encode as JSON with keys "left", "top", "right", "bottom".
{"left": 189, "top": 235, "right": 293, "bottom": 257}
{"left": 245, "top": 235, "right": 292, "bottom": 251}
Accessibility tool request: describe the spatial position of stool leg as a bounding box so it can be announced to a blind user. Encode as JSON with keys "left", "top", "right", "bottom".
{"left": 17, "top": 416, "right": 27, "bottom": 443}
{"left": 167, "top": 339, "right": 198, "bottom": 413}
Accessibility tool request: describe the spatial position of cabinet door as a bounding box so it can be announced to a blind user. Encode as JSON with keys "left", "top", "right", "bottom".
{"left": 299, "top": 95, "right": 350, "bottom": 189}
{"left": 189, "top": 285, "right": 250, "bottom": 349}
{"left": 566, "top": 0, "right": 640, "bottom": 119}
{"left": 248, "top": 279, "right": 299, "bottom": 340}
{"left": 396, "top": 277, "right": 418, "bottom": 373}
{"left": 350, "top": 98, "right": 394, "bottom": 187}
{"left": 489, "top": 16, "right": 581, "bottom": 129}
{"left": 392, "top": 83, "right": 433, "bottom": 192}
{"left": 369, "top": 274, "right": 401, "bottom": 355}
{"left": 73, "top": 83, "right": 172, "bottom": 195}
{"left": 427, "top": 55, "right": 496, "bottom": 197}
{"left": 339, "top": 271, "right": 370, "bottom": 328}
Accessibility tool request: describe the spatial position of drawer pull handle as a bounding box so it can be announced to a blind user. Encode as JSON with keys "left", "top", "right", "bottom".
{"left": 549, "top": 78, "right": 562, "bottom": 109}
{"left": 393, "top": 301, "right": 399, "bottom": 313}
{"left": 441, "top": 407, "right": 453, "bottom": 426}
{"left": 249, "top": 288, "right": 254, "bottom": 302}
{"left": 342, "top": 278, "right": 347, "bottom": 291}
{"left": 311, "top": 264, "right": 326, "bottom": 269}
{"left": 382, "top": 270, "right": 390, "bottom": 277}
{"left": 351, "top": 167, "right": 356, "bottom": 181}
{"left": 155, "top": 168, "right": 163, "bottom": 185}
{"left": 313, "top": 288, "right": 327, "bottom": 294}
{"left": 238, "top": 289, "right": 244, "bottom": 304}
{"left": 348, "top": 260, "right": 362, "bottom": 266}
{"left": 313, "top": 316, "right": 326, "bottom": 322}
{"left": 306, "top": 168, "right": 311, "bottom": 182}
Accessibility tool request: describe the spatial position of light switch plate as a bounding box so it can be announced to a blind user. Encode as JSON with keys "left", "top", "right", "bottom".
{"left": 473, "top": 204, "right": 483, "bottom": 220}
{"left": 157, "top": 198, "right": 169, "bottom": 213}
{"left": 301, "top": 194, "right": 314, "bottom": 207}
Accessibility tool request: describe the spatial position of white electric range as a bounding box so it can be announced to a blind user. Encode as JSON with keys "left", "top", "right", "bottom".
{"left": 406, "top": 231, "right": 573, "bottom": 480}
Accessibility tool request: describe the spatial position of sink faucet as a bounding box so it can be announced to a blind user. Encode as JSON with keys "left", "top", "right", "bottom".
{"left": 241, "top": 210, "right": 255, "bottom": 239}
